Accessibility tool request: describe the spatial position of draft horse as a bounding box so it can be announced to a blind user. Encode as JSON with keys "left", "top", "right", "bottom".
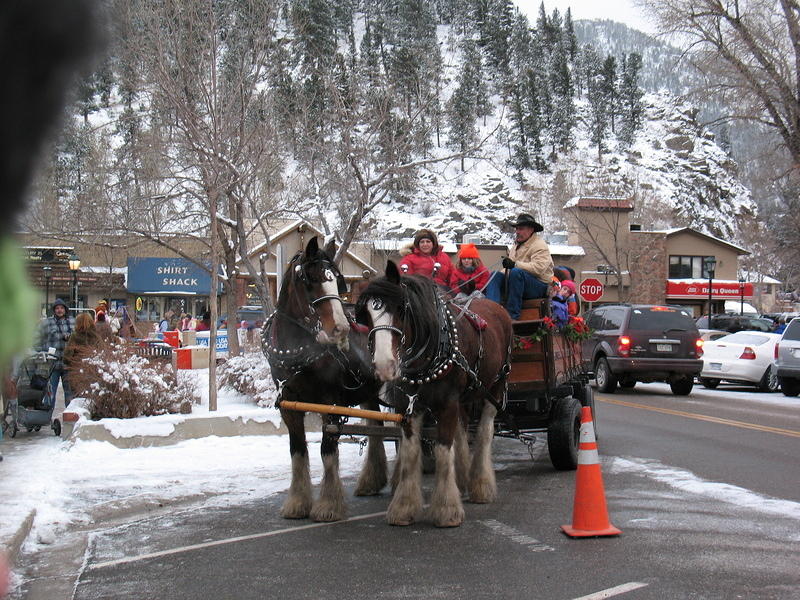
{"left": 355, "top": 261, "right": 513, "bottom": 527}
{"left": 262, "top": 237, "right": 387, "bottom": 521}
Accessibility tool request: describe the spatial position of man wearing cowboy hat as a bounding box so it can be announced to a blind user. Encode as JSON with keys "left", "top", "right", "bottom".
{"left": 485, "top": 213, "right": 554, "bottom": 319}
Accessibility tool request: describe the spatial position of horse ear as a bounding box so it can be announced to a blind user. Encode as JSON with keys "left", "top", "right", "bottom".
{"left": 385, "top": 260, "right": 401, "bottom": 284}
{"left": 304, "top": 236, "right": 320, "bottom": 258}
{"left": 322, "top": 236, "right": 337, "bottom": 259}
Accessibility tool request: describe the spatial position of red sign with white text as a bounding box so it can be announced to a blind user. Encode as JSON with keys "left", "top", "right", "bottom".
{"left": 666, "top": 280, "right": 753, "bottom": 299}
{"left": 579, "top": 278, "right": 604, "bottom": 302}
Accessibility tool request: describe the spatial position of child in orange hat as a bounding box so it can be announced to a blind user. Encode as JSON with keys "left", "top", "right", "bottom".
{"left": 450, "top": 243, "right": 490, "bottom": 296}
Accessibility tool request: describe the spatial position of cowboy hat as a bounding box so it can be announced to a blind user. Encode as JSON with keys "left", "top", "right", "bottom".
{"left": 508, "top": 213, "right": 544, "bottom": 232}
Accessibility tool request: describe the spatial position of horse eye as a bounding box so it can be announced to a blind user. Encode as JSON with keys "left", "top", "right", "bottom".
{"left": 371, "top": 298, "right": 384, "bottom": 311}
{"left": 294, "top": 265, "right": 302, "bottom": 275}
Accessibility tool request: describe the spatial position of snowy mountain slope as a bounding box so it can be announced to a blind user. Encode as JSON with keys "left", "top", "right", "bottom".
{"left": 366, "top": 88, "right": 754, "bottom": 245}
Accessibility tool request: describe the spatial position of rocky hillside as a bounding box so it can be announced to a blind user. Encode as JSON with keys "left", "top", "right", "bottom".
{"left": 367, "top": 89, "right": 754, "bottom": 245}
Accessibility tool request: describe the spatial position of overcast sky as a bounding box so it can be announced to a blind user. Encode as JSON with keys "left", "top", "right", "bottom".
{"left": 514, "top": 0, "right": 657, "bottom": 35}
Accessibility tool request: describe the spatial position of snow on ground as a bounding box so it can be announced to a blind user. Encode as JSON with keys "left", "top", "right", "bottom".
{"left": 2, "top": 374, "right": 798, "bottom": 560}
{"left": 0, "top": 370, "right": 392, "bottom": 554}
{"left": 611, "top": 456, "right": 800, "bottom": 523}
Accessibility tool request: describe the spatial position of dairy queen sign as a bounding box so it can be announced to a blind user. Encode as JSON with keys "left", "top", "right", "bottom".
{"left": 666, "top": 280, "right": 753, "bottom": 299}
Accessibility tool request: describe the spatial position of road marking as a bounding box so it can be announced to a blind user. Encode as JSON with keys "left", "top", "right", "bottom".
{"left": 599, "top": 397, "right": 800, "bottom": 438}
{"left": 480, "top": 519, "right": 554, "bottom": 552}
{"left": 572, "top": 581, "right": 649, "bottom": 599}
{"left": 89, "top": 510, "right": 388, "bottom": 570}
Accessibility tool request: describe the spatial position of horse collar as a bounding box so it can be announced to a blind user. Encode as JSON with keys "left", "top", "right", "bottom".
{"left": 399, "top": 292, "right": 460, "bottom": 387}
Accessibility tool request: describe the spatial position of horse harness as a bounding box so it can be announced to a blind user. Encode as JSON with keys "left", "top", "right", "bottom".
{"left": 261, "top": 253, "right": 367, "bottom": 390}
{"left": 368, "top": 285, "right": 510, "bottom": 415}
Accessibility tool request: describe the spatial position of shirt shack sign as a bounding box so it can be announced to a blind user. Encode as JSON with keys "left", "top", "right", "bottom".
{"left": 127, "top": 258, "right": 217, "bottom": 294}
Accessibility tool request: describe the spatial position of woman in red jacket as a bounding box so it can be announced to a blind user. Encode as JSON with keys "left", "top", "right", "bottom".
{"left": 449, "top": 243, "right": 490, "bottom": 296}
{"left": 398, "top": 228, "right": 452, "bottom": 287}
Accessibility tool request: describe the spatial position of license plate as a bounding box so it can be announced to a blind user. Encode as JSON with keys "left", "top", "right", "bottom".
{"left": 656, "top": 344, "right": 672, "bottom": 352}
{"left": 709, "top": 362, "right": 722, "bottom": 370}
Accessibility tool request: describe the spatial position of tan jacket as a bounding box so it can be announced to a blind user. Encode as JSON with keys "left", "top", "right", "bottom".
{"left": 509, "top": 233, "right": 554, "bottom": 284}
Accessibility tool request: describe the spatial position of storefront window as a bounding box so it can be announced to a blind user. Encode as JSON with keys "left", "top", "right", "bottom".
{"left": 669, "top": 255, "right": 715, "bottom": 279}
{"left": 136, "top": 297, "right": 160, "bottom": 322}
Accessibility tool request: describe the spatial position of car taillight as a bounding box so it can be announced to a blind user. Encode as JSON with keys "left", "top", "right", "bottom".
{"left": 695, "top": 338, "right": 704, "bottom": 358}
{"left": 739, "top": 347, "right": 757, "bottom": 360}
{"left": 618, "top": 335, "right": 631, "bottom": 357}
{"left": 775, "top": 342, "right": 779, "bottom": 359}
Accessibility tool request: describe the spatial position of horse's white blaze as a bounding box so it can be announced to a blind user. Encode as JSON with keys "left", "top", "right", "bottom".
{"left": 319, "top": 276, "right": 349, "bottom": 344}
{"left": 368, "top": 304, "right": 400, "bottom": 381}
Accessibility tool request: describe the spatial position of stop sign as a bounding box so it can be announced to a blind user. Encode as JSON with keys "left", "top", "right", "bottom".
{"left": 579, "top": 278, "right": 604, "bottom": 302}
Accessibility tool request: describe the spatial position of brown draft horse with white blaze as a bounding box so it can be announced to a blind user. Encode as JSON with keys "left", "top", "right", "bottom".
{"left": 355, "top": 261, "right": 513, "bottom": 527}
{"left": 262, "top": 237, "right": 386, "bottom": 522}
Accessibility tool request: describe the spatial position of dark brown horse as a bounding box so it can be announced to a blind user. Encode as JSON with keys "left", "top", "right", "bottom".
{"left": 355, "top": 261, "right": 513, "bottom": 527}
{"left": 262, "top": 237, "right": 386, "bottom": 521}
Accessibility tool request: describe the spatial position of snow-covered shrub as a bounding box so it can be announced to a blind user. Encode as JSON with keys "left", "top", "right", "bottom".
{"left": 69, "top": 345, "right": 199, "bottom": 419}
{"left": 217, "top": 351, "right": 276, "bottom": 406}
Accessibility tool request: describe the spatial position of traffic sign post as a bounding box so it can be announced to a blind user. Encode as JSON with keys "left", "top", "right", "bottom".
{"left": 579, "top": 278, "right": 604, "bottom": 303}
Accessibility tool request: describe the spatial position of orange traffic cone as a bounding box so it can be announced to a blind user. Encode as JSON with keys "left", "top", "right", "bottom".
{"left": 561, "top": 406, "right": 621, "bottom": 538}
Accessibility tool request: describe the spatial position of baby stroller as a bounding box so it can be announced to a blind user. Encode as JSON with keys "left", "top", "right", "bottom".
{"left": 2, "top": 352, "right": 61, "bottom": 437}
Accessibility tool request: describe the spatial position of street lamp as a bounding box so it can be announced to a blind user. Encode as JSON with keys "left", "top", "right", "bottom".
{"left": 68, "top": 253, "right": 81, "bottom": 309}
{"left": 704, "top": 256, "right": 717, "bottom": 326}
{"left": 739, "top": 277, "right": 746, "bottom": 315}
{"left": 42, "top": 265, "right": 52, "bottom": 315}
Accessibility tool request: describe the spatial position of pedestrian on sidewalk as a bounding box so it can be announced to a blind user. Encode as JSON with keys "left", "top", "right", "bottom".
{"left": 63, "top": 313, "right": 102, "bottom": 406}
{"left": 36, "top": 298, "right": 75, "bottom": 406}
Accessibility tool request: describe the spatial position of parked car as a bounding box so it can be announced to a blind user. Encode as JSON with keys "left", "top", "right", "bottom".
{"left": 582, "top": 304, "right": 704, "bottom": 395}
{"left": 695, "top": 314, "right": 774, "bottom": 333}
{"left": 699, "top": 331, "right": 780, "bottom": 392}
{"left": 218, "top": 306, "right": 267, "bottom": 330}
{"left": 699, "top": 329, "right": 729, "bottom": 342}
{"left": 774, "top": 318, "right": 800, "bottom": 396}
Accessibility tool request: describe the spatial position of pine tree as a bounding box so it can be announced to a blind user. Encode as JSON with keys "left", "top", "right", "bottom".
{"left": 563, "top": 8, "right": 577, "bottom": 60}
{"left": 618, "top": 52, "right": 644, "bottom": 147}
{"left": 482, "top": 0, "right": 514, "bottom": 85}
{"left": 585, "top": 50, "right": 609, "bottom": 161}
{"left": 600, "top": 55, "right": 618, "bottom": 133}
{"left": 522, "top": 68, "right": 545, "bottom": 171}
{"left": 548, "top": 39, "right": 575, "bottom": 157}
{"left": 448, "top": 39, "right": 481, "bottom": 170}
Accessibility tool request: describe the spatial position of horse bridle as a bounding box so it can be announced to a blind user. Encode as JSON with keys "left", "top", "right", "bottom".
{"left": 262, "top": 253, "right": 349, "bottom": 367}
{"left": 364, "top": 286, "right": 457, "bottom": 387}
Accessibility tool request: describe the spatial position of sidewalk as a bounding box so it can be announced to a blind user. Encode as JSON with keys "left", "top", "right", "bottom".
{"left": 0, "top": 369, "right": 333, "bottom": 573}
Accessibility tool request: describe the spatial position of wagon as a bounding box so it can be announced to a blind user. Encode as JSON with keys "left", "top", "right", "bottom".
{"left": 310, "top": 297, "right": 592, "bottom": 472}
{"left": 496, "top": 298, "right": 594, "bottom": 470}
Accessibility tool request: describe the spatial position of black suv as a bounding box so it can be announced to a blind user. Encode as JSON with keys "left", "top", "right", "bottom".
{"left": 582, "top": 304, "right": 704, "bottom": 395}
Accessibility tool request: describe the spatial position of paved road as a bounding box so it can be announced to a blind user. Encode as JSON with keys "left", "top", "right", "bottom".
{"left": 13, "top": 384, "right": 800, "bottom": 600}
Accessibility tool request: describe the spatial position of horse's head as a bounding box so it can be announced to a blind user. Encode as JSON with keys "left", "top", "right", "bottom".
{"left": 355, "top": 261, "right": 407, "bottom": 382}
{"left": 280, "top": 236, "right": 350, "bottom": 349}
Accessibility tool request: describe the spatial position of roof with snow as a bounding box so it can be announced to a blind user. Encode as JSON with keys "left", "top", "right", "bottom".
{"left": 247, "top": 219, "right": 376, "bottom": 275}
{"left": 650, "top": 227, "right": 749, "bottom": 255}
{"left": 564, "top": 196, "right": 634, "bottom": 211}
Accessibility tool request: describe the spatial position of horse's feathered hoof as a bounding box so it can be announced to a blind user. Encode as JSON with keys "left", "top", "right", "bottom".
{"left": 430, "top": 503, "right": 465, "bottom": 528}
{"left": 434, "top": 517, "right": 463, "bottom": 528}
{"left": 280, "top": 497, "right": 311, "bottom": 519}
{"left": 387, "top": 514, "right": 415, "bottom": 526}
{"left": 354, "top": 472, "right": 388, "bottom": 496}
{"left": 468, "top": 480, "right": 497, "bottom": 504}
{"left": 310, "top": 501, "right": 346, "bottom": 522}
{"left": 387, "top": 498, "right": 421, "bottom": 526}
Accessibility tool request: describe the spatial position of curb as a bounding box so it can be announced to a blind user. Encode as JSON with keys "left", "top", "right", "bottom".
{"left": 65, "top": 413, "right": 322, "bottom": 449}
{"left": 1, "top": 509, "right": 36, "bottom": 567}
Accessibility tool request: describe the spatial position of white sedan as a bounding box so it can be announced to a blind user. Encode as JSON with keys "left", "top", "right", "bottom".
{"left": 700, "top": 331, "right": 781, "bottom": 392}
